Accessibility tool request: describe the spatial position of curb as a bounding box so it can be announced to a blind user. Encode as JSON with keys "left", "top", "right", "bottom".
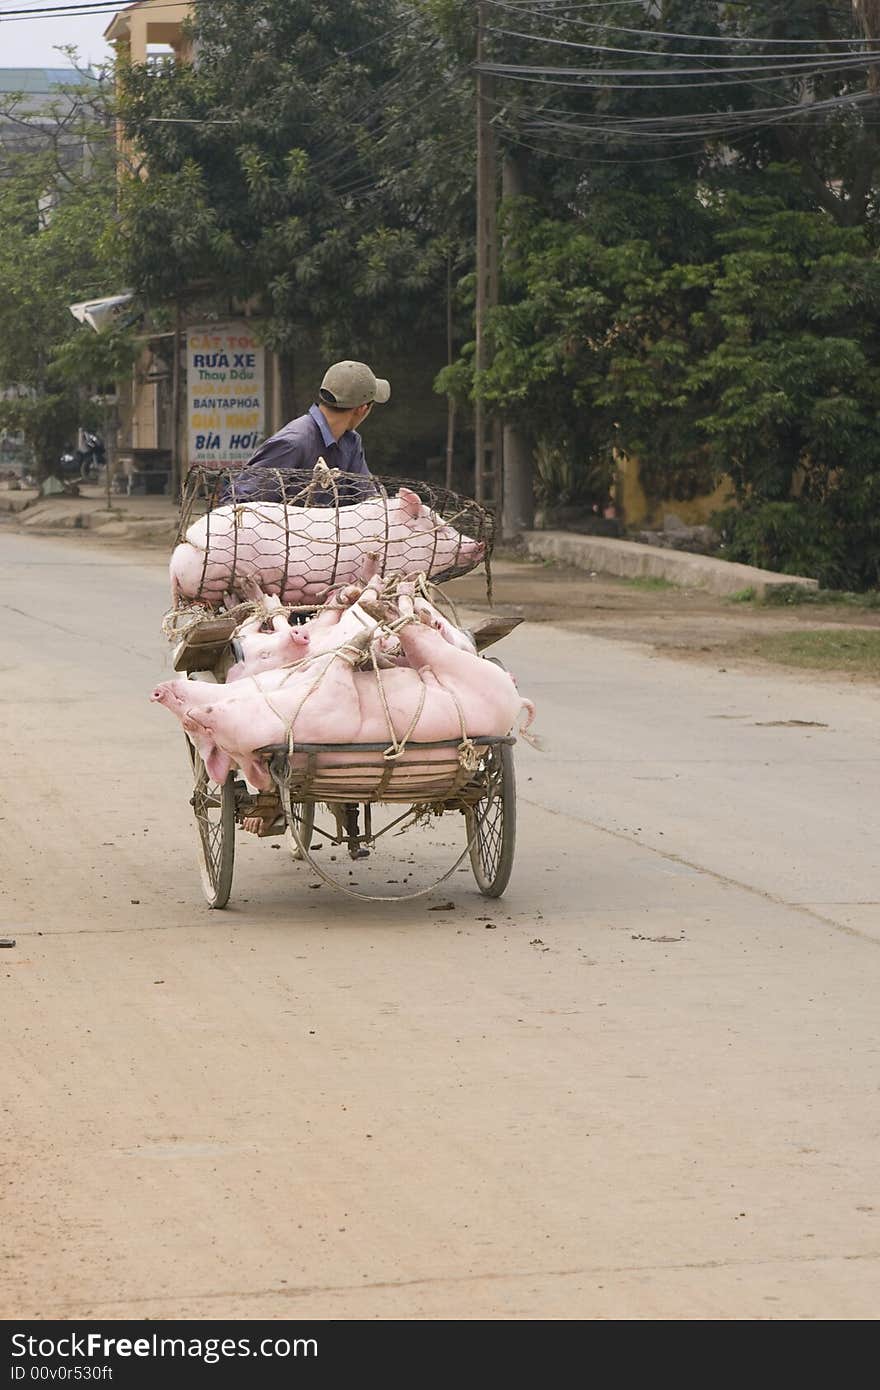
{"left": 0, "top": 493, "right": 38, "bottom": 515}
{"left": 521, "top": 531, "right": 819, "bottom": 599}
{"left": 3, "top": 496, "right": 178, "bottom": 547}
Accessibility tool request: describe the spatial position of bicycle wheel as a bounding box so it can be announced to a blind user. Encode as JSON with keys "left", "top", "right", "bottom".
{"left": 465, "top": 741, "right": 516, "bottom": 898}
{"left": 186, "top": 736, "right": 235, "bottom": 908}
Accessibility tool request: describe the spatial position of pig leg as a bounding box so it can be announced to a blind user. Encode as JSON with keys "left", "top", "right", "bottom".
{"left": 414, "top": 596, "right": 477, "bottom": 654}
{"left": 302, "top": 579, "right": 389, "bottom": 660}
{"left": 204, "top": 745, "right": 233, "bottom": 785}
{"left": 260, "top": 593, "right": 290, "bottom": 633}
{"left": 182, "top": 726, "right": 232, "bottom": 787}
{"left": 357, "top": 551, "right": 382, "bottom": 583}
{"left": 233, "top": 579, "right": 289, "bottom": 635}
{"left": 299, "top": 584, "right": 365, "bottom": 650}
{"left": 394, "top": 619, "right": 525, "bottom": 735}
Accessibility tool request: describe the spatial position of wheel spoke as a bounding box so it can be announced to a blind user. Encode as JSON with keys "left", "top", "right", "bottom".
{"left": 467, "top": 742, "right": 515, "bottom": 898}
{"left": 188, "top": 737, "right": 235, "bottom": 907}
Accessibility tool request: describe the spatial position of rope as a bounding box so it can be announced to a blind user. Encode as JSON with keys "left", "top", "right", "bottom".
{"left": 415, "top": 573, "right": 463, "bottom": 629}
{"left": 278, "top": 774, "right": 498, "bottom": 904}
{"left": 161, "top": 599, "right": 263, "bottom": 644}
{"left": 366, "top": 633, "right": 428, "bottom": 761}
{"left": 256, "top": 641, "right": 368, "bottom": 759}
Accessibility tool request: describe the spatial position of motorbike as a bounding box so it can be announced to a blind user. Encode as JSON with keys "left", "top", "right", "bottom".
{"left": 59, "top": 432, "right": 106, "bottom": 483}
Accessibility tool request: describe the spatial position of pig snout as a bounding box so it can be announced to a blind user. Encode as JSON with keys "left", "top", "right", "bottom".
{"left": 457, "top": 534, "right": 485, "bottom": 562}
{"left": 150, "top": 679, "right": 196, "bottom": 712}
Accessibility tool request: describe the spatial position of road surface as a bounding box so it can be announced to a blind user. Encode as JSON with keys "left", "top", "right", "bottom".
{"left": 2, "top": 529, "right": 879, "bottom": 1320}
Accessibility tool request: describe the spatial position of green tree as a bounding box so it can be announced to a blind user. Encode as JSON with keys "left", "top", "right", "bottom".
{"left": 695, "top": 188, "right": 880, "bottom": 586}
{"left": 115, "top": 0, "right": 476, "bottom": 359}
{"left": 0, "top": 138, "right": 130, "bottom": 477}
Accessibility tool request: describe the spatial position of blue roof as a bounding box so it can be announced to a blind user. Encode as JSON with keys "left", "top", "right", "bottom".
{"left": 0, "top": 68, "right": 98, "bottom": 94}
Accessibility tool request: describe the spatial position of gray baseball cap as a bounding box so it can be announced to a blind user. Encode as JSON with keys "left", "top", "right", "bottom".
{"left": 319, "top": 360, "right": 391, "bottom": 409}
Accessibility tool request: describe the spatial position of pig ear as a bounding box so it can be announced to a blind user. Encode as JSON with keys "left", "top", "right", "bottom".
{"left": 397, "top": 487, "right": 424, "bottom": 518}
{"left": 206, "top": 746, "right": 232, "bottom": 784}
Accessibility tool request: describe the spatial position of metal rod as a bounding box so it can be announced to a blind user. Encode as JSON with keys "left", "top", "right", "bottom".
{"left": 262, "top": 736, "right": 514, "bottom": 755}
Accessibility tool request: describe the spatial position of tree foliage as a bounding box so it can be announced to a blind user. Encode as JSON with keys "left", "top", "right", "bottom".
{"left": 0, "top": 124, "right": 131, "bottom": 475}
{"left": 115, "top": 0, "right": 476, "bottom": 357}
{"left": 4, "top": 3, "right": 879, "bottom": 580}
{"left": 452, "top": 1, "right": 880, "bottom": 583}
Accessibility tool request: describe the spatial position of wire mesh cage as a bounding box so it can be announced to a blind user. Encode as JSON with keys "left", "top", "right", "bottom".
{"left": 172, "top": 463, "right": 494, "bottom": 610}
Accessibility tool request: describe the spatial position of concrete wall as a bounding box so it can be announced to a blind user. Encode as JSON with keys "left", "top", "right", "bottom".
{"left": 616, "top": 451, "right": 735, "bottom": 529}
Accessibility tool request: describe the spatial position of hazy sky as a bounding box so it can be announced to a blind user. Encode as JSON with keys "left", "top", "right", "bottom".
{"left": 0, "top": 3, "right": 113, "bottom": 70}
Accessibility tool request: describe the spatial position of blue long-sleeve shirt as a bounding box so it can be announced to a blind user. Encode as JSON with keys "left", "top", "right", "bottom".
{"left": 218, "top": 404, "right": 374, "bottom": 504}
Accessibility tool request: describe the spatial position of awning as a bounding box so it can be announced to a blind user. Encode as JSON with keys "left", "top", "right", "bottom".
{"left": 69, "top": 291, "right": 137, "bottom": 333}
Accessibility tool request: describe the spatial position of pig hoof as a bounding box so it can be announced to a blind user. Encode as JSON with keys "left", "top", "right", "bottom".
{"left": 359, "top": 598, "right": 392, "bottom": 623}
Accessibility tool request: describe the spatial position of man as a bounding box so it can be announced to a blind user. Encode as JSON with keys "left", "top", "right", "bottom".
{"left": 222, "top": 359, "right": 390, "bottom": 504}
{"left": 233, "top": 360, "right": 390, "bottom": 846}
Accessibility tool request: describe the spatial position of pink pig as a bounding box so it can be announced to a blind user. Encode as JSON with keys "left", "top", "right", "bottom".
{"left": 151, "top": 623, "right": 534, "bottom": 788}
{"left": 226, "top": 554, "right": 392, "bottom": 682}
{"left": 226, "top": 600, "right": 311, "bottom": 682}
{"left": 169, "top": 488, "right": 484, "bottom": 606}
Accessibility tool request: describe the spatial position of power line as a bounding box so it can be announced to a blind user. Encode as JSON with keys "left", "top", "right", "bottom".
{"left": 486, "top": 23, "right": 872, "bottom": 64}
{"left": 481, "top": 1, "right": 868, "bottom": 47}
{"left": 0, "top": 0, "right": 202, "bottom": 20}
{"left": 509, "top": 86, "right": 879, "bottom": 132}
{"left": 144, "top": 116, "right": 238, "bottom": 125}
{"left": 479, "top": 52, "right": 880, "bottom": 80}
{"left": 501, "top": 126, "right": 708, "bottom": 165}
{"left": 477, "top": 62, "right": 880, "bottom": 91}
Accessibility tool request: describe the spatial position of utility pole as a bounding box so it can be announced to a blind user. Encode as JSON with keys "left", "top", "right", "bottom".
{"left": 444, "top": 249, "right": 456, "bottom": 491}
{"left": 474, "top": 0, "right": 499, "bottom": 507}
{"left": 501, "top": 152, "right": 534, "bottom": 538}
{"left": 170, "top": 301, "right": 182, "bottom": 502}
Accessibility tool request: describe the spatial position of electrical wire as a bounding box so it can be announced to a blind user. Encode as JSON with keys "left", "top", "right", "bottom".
{"left": 500, "top": 126, "right": 709, "bottom": 165}
{"left": 476, "top": 65, "right": 880, "bottom": 92}
{"left": 486, "top": 23, "right": 872, "bottom": 64}
{"left": 513, "top": 91, "right": 876, "bottom": 135}
{"left": 480, "top": 1, "right": 869, "bottom": 47}
{"left": 478, "top": 52, "right": 880, "bottom": 80}
{"left": 0, "top": 0, "right": 206, "bottom": 19}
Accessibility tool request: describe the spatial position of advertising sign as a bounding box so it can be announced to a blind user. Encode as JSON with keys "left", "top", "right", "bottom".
{"left": 187, "top": 323, "right": 265, "bottom": 467}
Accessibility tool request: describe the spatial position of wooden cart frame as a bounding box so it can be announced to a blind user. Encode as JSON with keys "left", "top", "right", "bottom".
{"left": 187, "top": 726, "right": 516, "bottom": 909}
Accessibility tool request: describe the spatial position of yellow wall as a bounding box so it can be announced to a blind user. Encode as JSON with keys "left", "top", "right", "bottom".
{"left": 130, "top": 349, "right": 158, "bottom": 449}
{"left": 105, "top": 1, "right": 193, "bottom": 63}
{"left": 106, "top": 2, "right": 194, "bottom": 175}
{"left": 105, "top": 1, "right": 193, "bottom": 478}
{"left": 616, "top": 452, "right": 735, "bottom": 528}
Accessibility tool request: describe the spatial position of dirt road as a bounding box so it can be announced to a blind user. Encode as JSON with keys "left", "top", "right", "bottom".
{"left": 2, "top": 528, "right": 879, "bottom": 1320}
{"left": 448, "top": 552, "right": 880, "bottom": 677}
